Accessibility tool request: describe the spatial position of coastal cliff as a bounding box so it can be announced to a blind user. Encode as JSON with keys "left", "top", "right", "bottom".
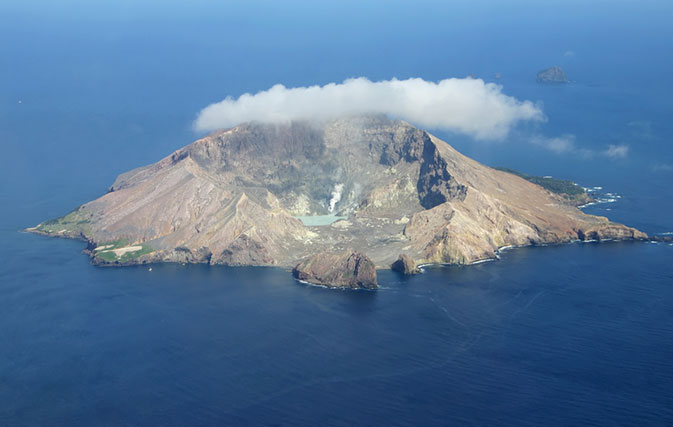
{"left": 29, "top": 115, "right": 646, "bottom": 276}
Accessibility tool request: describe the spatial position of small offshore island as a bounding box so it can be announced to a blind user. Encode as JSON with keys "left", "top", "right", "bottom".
{"left": 536, "top": 66, "right": 569, "bottom": 84}
{"left": 28, "top": 115, "right": 647, "bottom": 289}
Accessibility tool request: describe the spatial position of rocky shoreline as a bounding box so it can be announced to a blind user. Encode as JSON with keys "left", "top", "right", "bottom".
{"left": 25, "top": 225, "right": 655, "bottom": 289}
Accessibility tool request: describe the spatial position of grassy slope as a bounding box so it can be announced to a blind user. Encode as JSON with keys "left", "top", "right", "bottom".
{"left": 36, "top": 209, "right": 153, "bottom": 263}
{"left": 94, "top": 238, "right": 154, "bottom": 263}
{"left": 35, "top": 206, "right": 92, "bottom": 235}
{"left": 494, "top": 167, "right": 590, "bottom": 202}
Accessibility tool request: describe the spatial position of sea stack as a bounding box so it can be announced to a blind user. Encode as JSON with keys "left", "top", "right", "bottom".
{"left": 292, "top": 250, "right": 378, "bottom": 289}
{"left": 391, "top": 254, "right": 421, "bottom": 275}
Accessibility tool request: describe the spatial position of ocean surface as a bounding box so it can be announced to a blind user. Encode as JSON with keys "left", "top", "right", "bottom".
{"left": 2, "top": 1, "right": 673, "bottom": 425}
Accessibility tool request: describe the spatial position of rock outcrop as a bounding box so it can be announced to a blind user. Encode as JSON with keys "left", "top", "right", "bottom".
{"left": 292, "top": 251, "right": 378, "bottom": 289}
{"left": 391, "top": 254, "right": 421, "bottom": 275}
{"left": 29, "top": 115, "right": 646, "bottom": 272}
{"left": 216, "top": 234, "right": 276, "bottom": 266}
{"left": 536, "top": 66, "right": 568, "bottom": 84}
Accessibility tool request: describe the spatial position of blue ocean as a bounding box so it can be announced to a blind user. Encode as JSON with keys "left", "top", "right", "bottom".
{"left": 2, "top": 1, "right": 672, "bottom": 425}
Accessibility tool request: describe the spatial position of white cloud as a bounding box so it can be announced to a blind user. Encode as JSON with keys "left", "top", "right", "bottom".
{"left": 194, "top": 77, "right": 544, "bottom": 140}
{"left": 531, "top": 134, "right": 577, "bottom": 153}
{"left": 531, "top": 135, "right": 629, "bottom": 160}
{"left": 603, "top": 144, "right": 629, "bottom": 159}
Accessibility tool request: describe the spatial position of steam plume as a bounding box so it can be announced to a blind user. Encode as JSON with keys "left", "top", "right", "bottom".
{"left": 328, "top": 184, "right": 344, "bottom": 213}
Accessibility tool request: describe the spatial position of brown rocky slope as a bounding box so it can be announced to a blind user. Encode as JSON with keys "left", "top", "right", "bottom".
{"left": 29, "top": 115, "right": 647, "bottom": 271}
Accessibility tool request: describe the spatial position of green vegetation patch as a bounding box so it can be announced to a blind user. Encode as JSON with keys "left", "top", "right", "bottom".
{"left": 118, "top": 244, "right": 153, "bottom": 263}
{"left": 96, "top": 250, "right": 120, "bottom": 263}
{"left": 37, "top": 206, "right": 92, "bottom": 234}
{"left": 494, "top": 167, "right": 586, "bottom": 197}
{"left": 94, "top": 239, "right": 154, "bottom": 264}
{"left": 96, "top": 238, "right": 130, "bottom": 250}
